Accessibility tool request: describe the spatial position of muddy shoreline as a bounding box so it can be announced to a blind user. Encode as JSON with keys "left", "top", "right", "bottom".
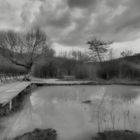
{"left": 10, "top": 130, "right": 140, "bottom": 140}
{"left": 92, "top": 130, "right": 140, "bottom": 140}
{"left": 12, "top": 128, "right": 57, "bottom": 140}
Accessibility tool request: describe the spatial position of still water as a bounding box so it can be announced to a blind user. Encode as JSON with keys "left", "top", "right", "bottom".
{"left": 1, "top": 85, "right": 140, "bottom": 140}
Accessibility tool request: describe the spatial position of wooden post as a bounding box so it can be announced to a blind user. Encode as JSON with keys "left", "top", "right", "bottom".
{"left": 9, "top": 100, "right": 12, "bottom": 111}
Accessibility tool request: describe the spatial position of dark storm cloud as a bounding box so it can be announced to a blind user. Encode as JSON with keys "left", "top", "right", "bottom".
{"left": 32, "top": 0, "right": 71, "bottom": 29}
{"left": 29, "top": 0, "right": 140, "bottom": 46}
{"left": 2, "top": 0, "right": 140, "bottom": 46}
{"left": 105, "top": 0, "right": 123, "bottom": 8}
{"left": 30, "top": 0, "right": 101, "bottom": 46}
{"left": 89, "top": 0, "right": 140, "bottom": 42}
{"left": 47, "top": 15, "right": 71, "bottom": 28}
{"left": 115, "top": 0, "right": 140, "bottom": 32}
{"left": 115, "top": 15, "right": 140, "bottom": 34}
{"left": 35, "top": 9, "right": 71, "bottom": 28}
{"left": 57, "top": 14, "right": 91, "bottom": 46}
{"left": 67, "top": 0, "right": 98, "bottom": 8}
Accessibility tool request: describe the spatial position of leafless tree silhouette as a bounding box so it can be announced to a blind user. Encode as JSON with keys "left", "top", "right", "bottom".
{"left": 0, "top": 27, "right": 50, "bottom": 74}
{"left": 87, "top": 37, "right": 113, "bottom": 62}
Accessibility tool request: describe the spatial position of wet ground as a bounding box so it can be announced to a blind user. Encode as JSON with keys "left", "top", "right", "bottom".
{"left": 1, "top": 85, "right": 140, "bottom": 140}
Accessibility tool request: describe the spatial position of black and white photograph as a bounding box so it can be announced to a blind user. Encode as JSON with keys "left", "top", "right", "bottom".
{"left": 0, "top": 0, "right": 140, "bottom": 140}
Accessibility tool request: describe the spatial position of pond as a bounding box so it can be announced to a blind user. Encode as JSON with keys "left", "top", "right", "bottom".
{"left": 1, "top": 85, "right": 140, "bottom": 140}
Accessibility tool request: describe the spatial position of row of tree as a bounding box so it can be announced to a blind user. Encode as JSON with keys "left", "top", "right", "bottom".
{"left": 0, "top": 26, "right": 113, "bottom": 73}
{"left": 0, "top": 27, "right": 52, "bottom": 74}
{"left": 0, "top": 27, "right": 137, "bottom": 80}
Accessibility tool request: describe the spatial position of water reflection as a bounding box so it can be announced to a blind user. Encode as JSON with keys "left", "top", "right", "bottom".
{"left": 1, "top": 85, "right": 140, "bottom": 140}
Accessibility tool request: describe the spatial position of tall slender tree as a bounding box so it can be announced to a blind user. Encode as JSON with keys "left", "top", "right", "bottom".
{"left": 87, "top": 37, "right": 112, "bottom": 62}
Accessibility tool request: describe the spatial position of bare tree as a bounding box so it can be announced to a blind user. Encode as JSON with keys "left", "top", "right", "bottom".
{"left": 0, "top": 27, "right": 50, "bottom": 74}
{"left": 71, "top": 50, "right": 90, "bottom": 62}
{"left": 121, "top": 50, "right": 133, "bottom": 58}
{"left": 87, "top": 37, "right": 113, "bottom": 62}
{"left": 108, "top": 48, "right": 114, "bottom": 60}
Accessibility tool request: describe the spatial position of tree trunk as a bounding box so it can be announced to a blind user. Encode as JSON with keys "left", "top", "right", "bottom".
{"left": 96, "top": 51, "right": 102, "bottom": 62}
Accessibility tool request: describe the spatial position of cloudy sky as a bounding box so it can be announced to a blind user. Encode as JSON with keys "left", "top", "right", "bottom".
{"left": 1, "top": 0, "right": 140, "bottom": 57}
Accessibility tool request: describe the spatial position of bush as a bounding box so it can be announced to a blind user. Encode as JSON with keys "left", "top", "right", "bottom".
{"left": 96, "top": 60, "right": 140, "bottom": 80}
{"left": 97, "top": 61, "right": 119, "bottom": 79}
{"left": 120, "top": 62, "right": 140, "bottom": 79}
{"left": 74, "top": 65, "right": 89, "bottom": 79}
{"left": 33, "top": 60, "right": 58, "bottom": 78}
{"left": 74, "top": 64, "right": 97, "bottom": 80}
{"left": 0, "top": 65, "right": 26, "bottom": 76}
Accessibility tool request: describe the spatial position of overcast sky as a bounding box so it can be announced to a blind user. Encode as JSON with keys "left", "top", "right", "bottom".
{"left": 1, "top": 0, "right": 140, "bottom": 57}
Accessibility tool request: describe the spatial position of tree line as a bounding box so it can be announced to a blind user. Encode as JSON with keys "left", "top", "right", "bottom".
{"left": 0, "top": 27, "right": 139, "bottom": 80}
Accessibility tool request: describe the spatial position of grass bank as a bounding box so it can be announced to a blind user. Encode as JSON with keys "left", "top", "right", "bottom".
{"left": 12, "top": 128, "right": 57, "bottom": 140}
{"left": 92, "top": 130, "right": 140, "bottom": 140}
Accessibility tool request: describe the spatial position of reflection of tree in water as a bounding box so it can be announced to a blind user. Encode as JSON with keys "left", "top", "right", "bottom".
{"left": 108, "top": 87, "right": 140, "bottom": 103}
{"left": 3, "top": 96, "right": 39, "bottom": 139}
{"left": 88, "top": 87, "right": 140, "bottom": 133}
{"left": 120, "top": 92, "right": 140, "bottom": 103}
{"left": 0, "top": 120, "right": 6, "bottom": 139}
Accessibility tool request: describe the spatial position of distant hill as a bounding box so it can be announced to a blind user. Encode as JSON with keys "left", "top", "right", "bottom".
{"left": 122, "top": 53, "right": 140, "bottom": 64}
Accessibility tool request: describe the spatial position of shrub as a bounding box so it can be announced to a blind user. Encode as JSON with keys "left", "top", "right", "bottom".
{"left": 0, "top": 65, "right": 26, "bottom": 76}
{"left": 97, "top": 61, "right": 119, "bottom": 79}
{"left": 120, "top": 62, "right": 140, "bottom": 79}
{"left": 33, "top": 60, "right": 58, "bottom": 78}
{"left": 74, "top": 65, "right": 89, "bottom": 79}
{"left": 13, "top": 128, "right": 57, "bottom": 140}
